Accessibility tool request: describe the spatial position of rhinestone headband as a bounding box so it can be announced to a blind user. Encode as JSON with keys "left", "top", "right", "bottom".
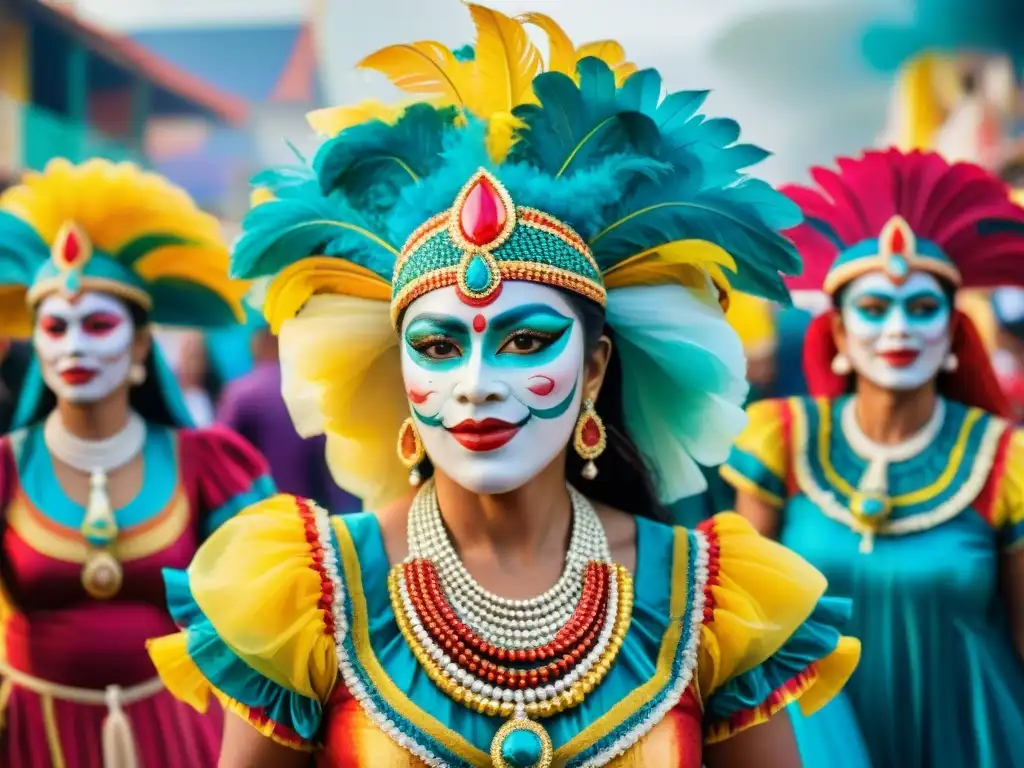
{"left": 390, "top": 169, "right": 606, "bottom": 326}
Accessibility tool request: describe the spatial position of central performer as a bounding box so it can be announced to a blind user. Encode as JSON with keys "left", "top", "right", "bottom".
{"left": 149, "top": 6, "right": 860, "bottom": 767}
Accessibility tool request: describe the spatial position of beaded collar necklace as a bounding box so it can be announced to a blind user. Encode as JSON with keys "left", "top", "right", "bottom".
{"left": 390, "top": 480, "right": 633, "bottom": 768}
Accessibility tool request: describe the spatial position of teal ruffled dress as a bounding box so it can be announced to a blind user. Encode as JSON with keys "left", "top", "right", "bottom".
{"left": 725, "top": 395, "right": 1024, "bottom": 768}
{"left": 148, "top": 497, "right": 860, "bottom": 766}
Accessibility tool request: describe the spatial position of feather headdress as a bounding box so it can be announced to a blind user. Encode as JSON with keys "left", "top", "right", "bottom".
{"left": 236, "top": 4, "right": 803, "bottom": 508}
{"left": 782, "top": 149, "right": 1024, "bottom": 295}
{"left": 0, "top": 158, "right": 247, "bottom": 338}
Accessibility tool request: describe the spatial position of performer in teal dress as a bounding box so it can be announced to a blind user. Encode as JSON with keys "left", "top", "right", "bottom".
{"left": 148, "top": 6, "right": 862, "bottom": 767}
{"left": 723, "top": 148, "right": 1024, "bottom": 768}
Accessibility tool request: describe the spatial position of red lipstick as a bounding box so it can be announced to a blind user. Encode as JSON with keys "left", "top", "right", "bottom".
{"left": 448, "top": 418, "right": 524, "bottom": 452}
{"left": 59, "top": 367, "right": 98, "bottom": 385}
{"left": 878, "top": 350, "right": 920, "bottom": 368}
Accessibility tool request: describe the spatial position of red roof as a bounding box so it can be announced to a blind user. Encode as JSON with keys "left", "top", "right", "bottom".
{"left": 32, "top": 2, "right": 249, "bottom": 125}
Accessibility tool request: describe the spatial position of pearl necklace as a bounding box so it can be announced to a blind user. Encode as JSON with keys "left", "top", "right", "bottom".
{"left": 406, "top": 481, "right": 610, "bottom": 649}
{"left": 42, "top": 411, "right": 146, "bottom": 601}
{"left": 43, "top": 410, "right": 146, "bottom": 474}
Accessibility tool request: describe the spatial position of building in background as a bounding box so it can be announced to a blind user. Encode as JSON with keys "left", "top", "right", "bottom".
{"left": 132, "top": 20, "right": 324, "bottom": 220}
{"left": 0, "top": 0, "right": 246, "bottom": 191}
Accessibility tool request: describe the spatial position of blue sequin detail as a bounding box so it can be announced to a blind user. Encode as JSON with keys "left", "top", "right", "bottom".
{"left": 859, "top": 498, "right": 886, "bottom": 518}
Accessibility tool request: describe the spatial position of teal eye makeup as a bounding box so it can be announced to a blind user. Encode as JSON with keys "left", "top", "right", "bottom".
{"left": 404, "top": 315, "right": 471, "bottom": 369}
{"left": 484, "top": 304, "right": 575, "bottom": 366}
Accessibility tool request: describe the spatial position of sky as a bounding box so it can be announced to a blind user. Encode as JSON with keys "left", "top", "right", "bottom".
{"left": 76, "top": 0, "right": 900, "bottom": 183}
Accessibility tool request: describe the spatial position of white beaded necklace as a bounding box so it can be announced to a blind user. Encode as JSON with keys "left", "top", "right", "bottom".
{"left": 43, "top": 410, "right": 146, "bottom": 474}
{"left": 405, "top": 481, "right": 611, "bottom": 650}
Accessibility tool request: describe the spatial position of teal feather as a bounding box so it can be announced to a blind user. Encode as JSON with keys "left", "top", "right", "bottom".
{"left": 592, "top": 177, "right": 802, "bottom": 302}
{"left": 0, "top": 212, "right": 48, "bottom": 287}
{"left": 232, "top": 196, "right": 399, "bottom": 281}
{"left": 452, "top": 44, "right": 475, "bottom": 62}
{"left": 510, "top": 61, "right": 659, "bottom": 177}
{"left": 251, "top": 166, "right": 318, "bottom": 199}
{"left": 314, "top": 104, "right": 455, "bottom": 197}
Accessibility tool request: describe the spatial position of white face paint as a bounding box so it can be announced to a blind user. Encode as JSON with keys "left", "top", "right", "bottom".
{"left": 34, "top": 292, "right": 135, "bottom": 404}
{"left": 840, "top": 271, "right": 952, "bottom": 391}
{"left": 399, "top": 282, "right": 586, "bottom": 495}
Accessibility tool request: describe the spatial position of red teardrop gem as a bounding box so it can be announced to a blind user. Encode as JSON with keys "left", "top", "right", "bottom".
{"left": 581, "top": 417, "right": 601, "bottom": 448}
{"left": 459, "top": 176, "right": 506, "bottom": 246}
{"left": 889, "top": 226, "right": 905, "bottom": 254}
{"left": 63, "top": 228, "right": 81, "bottom": 264}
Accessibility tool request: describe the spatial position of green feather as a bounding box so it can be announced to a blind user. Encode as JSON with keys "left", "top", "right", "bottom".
{"left": 511, "top": 60, "right": 659, "bottom": 178}
{"left": 232, "top": 196, "right": 399, "bottom": 281}
{"left": 147, "top": 279, "right": 241, "bottom": 328}
{"left": 313, "top": 104, "right": 455, "bottom": 197}
{"left": 0, "top": 212, "right": 48, "bottom": 287}
{"left": 117, "top": 234, "right": 200, "bottom": 266}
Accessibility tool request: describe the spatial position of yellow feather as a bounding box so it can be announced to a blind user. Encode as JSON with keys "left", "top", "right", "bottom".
{"left": 613, "top": 61, "right": 638, "bottom": 86}
{"left": 0, "top": 285, "right": 33, "bottom": 339}
{"left": 603, "top": 239, "right": 738, "bottom": 277}
{"left": 306, "top": 99, "right": 408, "bottom": 137}
{"left": 263, "top": 257, "right": 392, "bottom": 333}
{"left": 250, "top": 187, "right": 276, "bottom": 207}
{"left": 133, "top": 245, "right": 249, "bottom": 323}
{"left": 575, "top": 40, "right": 627, "bottom": 67}
{"left": 515, "top": 12, "right": 576, "bottom": 75}
{"left": 358, "top": 41, "right": 469, "bottom": 109}
{"left": 465, "top": 3, "right": 543, "bottom": 115}
{"left": 485, "top": 112, "right": 526, "bottom": 163}
{"left": 0, "top": 158, "right": 222, "bottom": 252}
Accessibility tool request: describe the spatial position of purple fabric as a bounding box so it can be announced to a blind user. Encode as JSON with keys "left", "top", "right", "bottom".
{"left": 215, "top": 363, "right": 360, "bottom": 514}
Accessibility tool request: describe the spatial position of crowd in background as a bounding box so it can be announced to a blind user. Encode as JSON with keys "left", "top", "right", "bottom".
{"left": 0, "top": 292, "right": 1021, "bottom": 522}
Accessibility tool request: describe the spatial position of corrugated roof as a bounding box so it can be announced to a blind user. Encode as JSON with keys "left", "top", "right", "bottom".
{"left": 132, "top": 25, "right": 317, "bottom": 104}
{"left": 20, "top": 1, "right": 249, "bottom": 124}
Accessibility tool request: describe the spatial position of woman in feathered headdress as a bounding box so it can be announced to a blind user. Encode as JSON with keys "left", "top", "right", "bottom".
{"left": 722, "top": 148, "right": 1024, "bottom": 768}
{"left": 0, "top": 159, "right": 276, "bottom": 768}
{"left": 148, "top": 6, "right": 861, "bottom": 767}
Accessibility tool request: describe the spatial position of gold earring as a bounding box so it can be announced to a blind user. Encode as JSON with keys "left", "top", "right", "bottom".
{"left": 128, "top": 362, "right": 146, "bottom": 385}
{"left": 397, "top": 417, "right": 425, "bottom": 486}
{"left": 573, "top": 398, "right": 606, "bottom": 480}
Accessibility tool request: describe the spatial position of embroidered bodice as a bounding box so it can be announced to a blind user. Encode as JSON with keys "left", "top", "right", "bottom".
{"left": 149, "top": 495, "right": 860, "bottom": 767}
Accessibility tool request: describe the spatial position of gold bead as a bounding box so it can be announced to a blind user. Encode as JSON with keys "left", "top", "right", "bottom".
{"left": 452, "top": 687, "right": 465, "bottom": 703}
{"left": 526, "top": 703, "right": 539, "bottom": 718}
{"left": 485, "top": 700, "right": 501, "bottom": 717}
{"left": 582, "top": 679, "right": 595, "bottom": 695}
{"left": 499, "top": 702, "right": 515, "bottom": 717}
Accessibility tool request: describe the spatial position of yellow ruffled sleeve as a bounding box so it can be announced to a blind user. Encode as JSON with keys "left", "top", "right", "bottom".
{"left": 147, "top": 494, "right": 339, "bottom": 750}
{"left": 720, "top": 398, "right": 792, "bottom": 508}
{"left": 991, "top": 429, "right": 1024, "bottom": 551}
{"left": 695, "top": 513, "right": 860, "bottom": 742}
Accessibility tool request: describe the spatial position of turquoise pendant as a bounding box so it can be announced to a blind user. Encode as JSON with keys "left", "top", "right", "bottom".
{"left": 490, "top": 716, "right": 553, "bottom": 768}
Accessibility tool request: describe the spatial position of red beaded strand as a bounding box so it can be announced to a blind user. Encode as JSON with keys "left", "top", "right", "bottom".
{"left": 401, "top": 558, "right": 614, "bottom": 688}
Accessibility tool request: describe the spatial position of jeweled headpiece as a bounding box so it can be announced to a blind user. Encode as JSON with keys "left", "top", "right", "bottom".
{"left": 0, "top": 159, "right": 248, "bottom": 428}
{"left": 0, "top": 158, "right": 248, "bottom": 336}
{"left": 782, "top": 149, "right": 1024, "bottom": 296}
{"left": 392, "top": 169, "right": 603, "bottom": 324}
{"left": 235, "top": 4, "right": 803, "bottom": 509}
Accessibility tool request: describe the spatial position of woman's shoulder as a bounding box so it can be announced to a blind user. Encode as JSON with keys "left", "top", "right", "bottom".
{"left": 149, "top": 493, "right": 342, "bottom": 750}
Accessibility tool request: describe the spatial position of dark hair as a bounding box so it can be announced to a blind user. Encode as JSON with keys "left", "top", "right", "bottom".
{"left": 406, "top": 291, "right": 670, "bottom": 523}
{"left": 23, "top": 298, "right": 186, "bottom": 428}
{"left": 562, "top": 293, "right": 670, "bottom": 522}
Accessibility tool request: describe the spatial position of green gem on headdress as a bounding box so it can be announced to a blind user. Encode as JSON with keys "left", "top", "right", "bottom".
{"left": 390, "top": 169, "right": 606, "bottom": 325}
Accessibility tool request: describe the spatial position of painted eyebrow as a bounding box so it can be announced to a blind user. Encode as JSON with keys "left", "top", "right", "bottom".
{"left": 404, "top": 314, "right": 470, "bottom": 338}
{"left": 903, "top": 290, "right": 946, "bottom": 303}
{"left": 852, "top": 291, "right": 895, "bottom": 302}
{"left": 487, "top": 303, "right": 573, "bottom": 329}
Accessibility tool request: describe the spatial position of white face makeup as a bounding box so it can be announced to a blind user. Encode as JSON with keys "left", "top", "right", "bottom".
{"left": 34, "top": 291, "right": 135, "bottom": 404}
{"left": 399, "top": 282, "right": 586, "bottom": 495}
{"left": 840, "top": 271, "right": 952, "bottom": 391}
